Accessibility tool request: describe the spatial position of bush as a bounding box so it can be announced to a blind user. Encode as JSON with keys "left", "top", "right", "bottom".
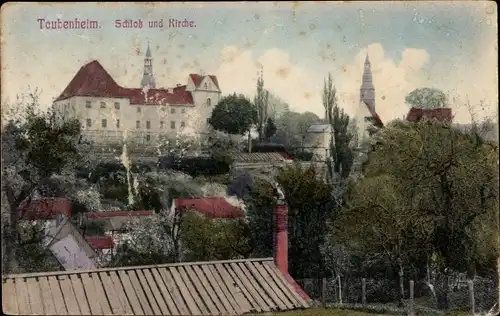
{"left": 158, "top": 154, "right": 232, "bottom": 177}
{"left": 80, "top": 219, "right": 106, "bottom": 236}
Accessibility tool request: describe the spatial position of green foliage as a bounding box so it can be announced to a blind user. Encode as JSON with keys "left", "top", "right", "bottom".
{"left": 110, "top": 243, "right": 175, "bottom": 267}
{"left": 405, "top": 88, "right": 447, "bottom": 109}
{"left": 208, "top": 93, "right": 257, "bottom": 135}
{"left": 330, "top": 118, "right": 499, "bottom": 307}
{"left": 246, "top": 164, "right": 336, "bottom": 278}
{"left": 323, "top": 72, "right": 356, "bottom": 179}
{"left": 271, "top": 111, "right": 320, "bottom": 148}
{"left": 108, "top": 212, "right": 177, "bottom": 267}
{"left": 244, "top": 179, "right": 276, "bottom": 257}
{"left": 80, "top": 219, "right": 106, "bottom": 236}
{"left": 179, "top": 212, "right": 252, "bottom": 261}
{"left": 290, "top": 149, "right": 314, "bottom": 162}
{"left": 133, "top": 171, "right": 203, "bottom": 212}
{"left": 255, "top": 71, "right": 270, "bottom": 141}
{"left": 160, "top": 154, "right": 233, "bottom": 178}
{"left": 264, "top": 117, "right": 277, "bottom": 141}
{"left": 14, "top": 116, "right": 82, "bottom": 179}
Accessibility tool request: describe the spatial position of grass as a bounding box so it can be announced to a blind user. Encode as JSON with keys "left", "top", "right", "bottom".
{"left": 258, "top": 308, "right": 387, "bottom": 315}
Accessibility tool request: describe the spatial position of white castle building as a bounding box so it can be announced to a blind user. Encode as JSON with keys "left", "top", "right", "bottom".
{"left": 52, "top": 43, "right": 222, "bottom": 145}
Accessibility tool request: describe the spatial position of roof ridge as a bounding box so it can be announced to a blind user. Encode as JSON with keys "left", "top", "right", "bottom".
{"left": 2, "top": 257, "right": 274, "bottom": 279}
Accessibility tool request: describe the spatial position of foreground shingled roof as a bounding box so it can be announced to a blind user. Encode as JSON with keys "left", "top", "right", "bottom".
{"left": 2, "top": 258, "right": 310, "bottom": 315}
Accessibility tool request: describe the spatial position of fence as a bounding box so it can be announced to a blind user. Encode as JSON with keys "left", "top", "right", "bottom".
{"left": 297, "top": 276, "right": 497, "bottom": 314}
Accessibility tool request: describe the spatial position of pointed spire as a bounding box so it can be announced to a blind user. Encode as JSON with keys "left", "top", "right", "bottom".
{"left": 145, "top": 41, "right": 152, "bottom": 58}
{"left": 365, "top": 52, "right": 370, "bottom": 65}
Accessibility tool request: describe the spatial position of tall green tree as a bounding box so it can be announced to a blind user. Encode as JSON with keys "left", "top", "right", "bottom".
{"left": 264, "top": 117, "right": 277, "bottom": 141}
{"left": 335, "top": 118, "right": 499, "bottom": 309}
{"left": 272, "top": 111, "right": 320, "bottom": 148}
{"left": 405, "top": 87, "right": 447, "bottom": 109}
{"left": 208, "top": 93, "right": 257, "bottom": 135}
{"left": 179, "top": 212, "right": 252, "bottom": 261}
{"left": 245, "top": 165, "right": 336, "bottom": 279}
{"left": 254, "top": 69, "right": 270, "bottom": 141}
{"left": 1, "top": 90, "right": 87, "bottom": 274}
{"left": 322, "top": 73, "right": 356, "bottom": 179}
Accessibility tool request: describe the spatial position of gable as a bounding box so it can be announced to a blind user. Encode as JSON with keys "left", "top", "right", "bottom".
{"left": 2, "top": 258, "right": 310, "bottom": 315}
{"left": 188, "top": 73, "right": 221, "bottom": 91}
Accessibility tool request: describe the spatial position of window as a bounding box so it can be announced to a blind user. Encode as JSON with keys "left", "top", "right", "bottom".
{"left": 137, "top": 107, "right": 141, "bottom": 113}
{"left": 100, "top": 101, "right": 106, "bottom": 108}
{"left": 136, "top": 120, "right": 140, "bottom": 129}
{"left": 181, "top": 108, "right": 186, "bottom": 114}
{"left": 180, "top": 121, "right": 185, "bottom": 128}
{"left": 146, "top": 121, "right": 151, "bottom": 129}
{"left": 171, "top": 108, "right": 176, "bottom": 114}
{"left": 204, "top": 82, "right": 208, "bottom": 89}
{"left": 86, "top": 119, "right": 92, "bottom": 127}
{"left": 116, "top": 119, "right": 120, "bottom": 128}
{"left": 85, "top": 101, "right": 91, "bottom": 108}
{"left": 170, "top": 121, "right": 176, "bottom": 129}
{"left": 101, "top": 119, "right": 107, "bottom": 128}
{"left": 160, "top": 121, "right": 164, "bottom": 129}
{"left": 146, "top": 134, "right": 151, "bottom": 142}
{"left": 207, "top": 98, "right": 212, "bottom": 106}
{"left": 114, "top": 102, "right": 120, "bottom": 109}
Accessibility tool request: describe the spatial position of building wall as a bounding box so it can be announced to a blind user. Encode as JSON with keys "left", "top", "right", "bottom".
{"left": 54, "top": 76, "right": 221, "bottom": 145}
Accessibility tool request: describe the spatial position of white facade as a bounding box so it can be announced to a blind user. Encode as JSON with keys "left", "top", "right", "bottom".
{"left": 354, "top": 101, "right": 376, "bottom": 146}
{"left": 305, "top": 123, "right": 333, "bottom": 162}
{"left": 53, "top": 76, "right": 221, "bottom": 145}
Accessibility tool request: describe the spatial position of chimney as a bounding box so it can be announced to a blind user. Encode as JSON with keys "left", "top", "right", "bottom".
{"left": 274, "top": 203, "right": 289, "bottom": 274}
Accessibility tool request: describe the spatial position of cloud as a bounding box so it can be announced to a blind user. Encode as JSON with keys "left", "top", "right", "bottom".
{"left": 213, "top": 43, "right": 432, "bottom": 123}
{"left": 335, "top": 43, "right": 431, "bottom": 122}
{"left": 214, "top": 46, "right": 324, "bottom": 116}
{"left": 213, "top": 42, "right": 497, "bottom": 125}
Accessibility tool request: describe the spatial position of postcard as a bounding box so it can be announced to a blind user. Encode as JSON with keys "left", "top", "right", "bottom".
{"left": 1, "top": 2, "right": 499, "bottom": 315}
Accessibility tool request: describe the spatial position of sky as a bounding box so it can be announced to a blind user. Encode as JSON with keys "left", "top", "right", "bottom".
{"left": 1, "top": 1, "right": 498, "bottom": 124}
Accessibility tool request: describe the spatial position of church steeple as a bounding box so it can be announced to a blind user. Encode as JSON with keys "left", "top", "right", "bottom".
{"left": 141, "top": 42, "right": 156, "bottom": 89}
{"left": 360, "top": 53, "right": 375, "bottom": 111}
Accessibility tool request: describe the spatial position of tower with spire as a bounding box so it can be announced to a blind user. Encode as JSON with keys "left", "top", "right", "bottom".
{"left": 360, "top": 53, "right": 375, "bottom": 111}
{"left": 140, "top": 42, "right": 156, "bottom": 89}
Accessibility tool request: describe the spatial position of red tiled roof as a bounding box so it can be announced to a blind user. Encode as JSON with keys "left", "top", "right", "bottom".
{"left": 87, "top": 210, "right": 154, "bottom": 219}
{"left": 54, "top": 60, "right": 194, "bottom": 105}
{"left": 19, "top": 198, "right": 72, "bottom": 220}
{"left": 406, "top": 107, "right": 453, "bottom": 122}
{"left": 362, "top": 101, "right": 384, "bottom": 127}
{"left": 189, "top": 74, "right": 220, "bottom": 90}
{"left": 85, "top": 236, "right": 115, "bottom": 249}
{"left": 175, "top": 197, "right": 244, "bottom": 219}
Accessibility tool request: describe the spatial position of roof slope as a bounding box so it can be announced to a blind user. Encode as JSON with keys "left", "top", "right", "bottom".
{"left": 55, "top": 60, "right": 194, "bottom": 105}
{"left": 175, "top": 197, "right": 244, "bottom": 219}
{"left": 2, "top": 258, "right": 309, "bottom": 315}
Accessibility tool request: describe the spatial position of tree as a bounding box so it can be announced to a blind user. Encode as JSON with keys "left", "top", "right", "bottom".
{"left": 254, "top": 69, "right": 270, "bottom": 141}
{"left": 1, "top": 90, "right": 88, "bottom": 274}
{"left": 322, "top": 73, "right": 356, "bottom": 180}
{"left": 333, "top": 174, "right": 433, "bottom": 304}
{"left": 405, "top": 87, "right": 447, "bottom": 109}
{"left": 271, "top": 111, "right": 320, "bottom": 148}
{"left": 338, "top": 118, "right": 498, "bottom": 308}
{"left": 108, "top": 212, "right": 177, "bottom": 267}
{"left": 208, "top": 93, "right": 257, "bottom": 135}
{"left": 178, "top": 212, "right": 252, "bottom": 261}
{"left": 264, "top": 117, "right": 277, "bottom": 141}
{"left": 245, "top": 164, "right": 337, "bottom": 279}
